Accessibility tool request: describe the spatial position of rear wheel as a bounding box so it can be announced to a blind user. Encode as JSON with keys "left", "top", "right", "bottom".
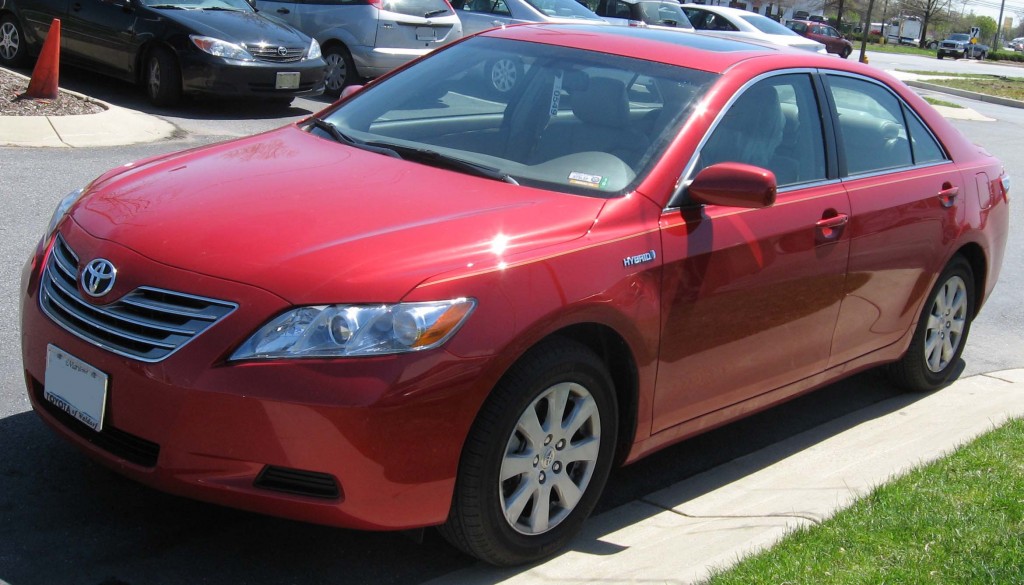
{"left": 0, "top": 14, "right": 30, "bottom": 68}
{"left": 440, "top": 339, "right": 618, "bottom": 566}
{"left": 145, "top": 47, "right": 182, "bottom": 107}
{"left": 840, "top": 46, "right": 852, "bottom": 59}
{"left": 888, "top": 256, "right": 975, "bottom": 392}
{"left": 323, "top": 45, "right": 355, "bottom": 96}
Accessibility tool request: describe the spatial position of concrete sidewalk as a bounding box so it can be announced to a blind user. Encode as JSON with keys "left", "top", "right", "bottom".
{"left": 0, "top": 67, "right": 176, "bottom": 148}
{"left": 428, "top": 369, "right": 1024, "bottom": 585}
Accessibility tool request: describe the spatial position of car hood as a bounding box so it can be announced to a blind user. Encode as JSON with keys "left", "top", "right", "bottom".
{"left": 70, "top": 126, "right": 605, "bottom": 304}
{"left": 157, "top": 8, "right": 310, "bottom": 46}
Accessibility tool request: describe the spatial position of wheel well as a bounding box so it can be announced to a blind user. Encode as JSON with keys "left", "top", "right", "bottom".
{"left": 955, "top": 243, "right": 987, "bottom": 317}
{"left": 135, "top": 41, "right": 176, "bottom": 85}
{"left": 542, "top": 324, "right": 639, "bottom": 468}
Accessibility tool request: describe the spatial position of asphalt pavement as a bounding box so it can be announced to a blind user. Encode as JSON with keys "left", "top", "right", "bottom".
{"left": 2, "top": 63, "right": 1023, "bottom": 584}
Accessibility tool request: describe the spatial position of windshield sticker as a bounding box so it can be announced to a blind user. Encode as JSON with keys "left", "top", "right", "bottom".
{"left": 568, "top": 171, "right": 608, "bottom": 189}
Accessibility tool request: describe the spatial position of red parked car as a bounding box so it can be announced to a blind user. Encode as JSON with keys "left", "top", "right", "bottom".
{"left": 21, "top": 24, "right": 1009, "bottom": 566}
{"left": 786, "top": 19, "right": 854, "bottom": 58}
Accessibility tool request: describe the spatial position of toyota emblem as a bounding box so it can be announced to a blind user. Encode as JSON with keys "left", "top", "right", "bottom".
{"left": 81, "top": 259, "right": 117, "bottom": 298}
{"left": 277, "top": 46, "right": 288, "bottom": 57}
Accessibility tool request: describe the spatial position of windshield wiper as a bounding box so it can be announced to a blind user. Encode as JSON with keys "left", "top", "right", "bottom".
{"left": 200, "top": 6, "right": 246, "bottom": 10}
{"left": 307, "top": 118, "right": 401, "bottom": 159}
{"left": 147, "top": 4, "right": 188, "bottom": 8}
{"left": 364, "top": 140, "right": 518, "bottom": 184}
{"left": 424, "top": 9, "right": 449, "bottom": 17}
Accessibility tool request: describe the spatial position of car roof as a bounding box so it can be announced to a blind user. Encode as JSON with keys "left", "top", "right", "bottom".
{"left": 479, "top": 23, "right": 845, "bottom": 73}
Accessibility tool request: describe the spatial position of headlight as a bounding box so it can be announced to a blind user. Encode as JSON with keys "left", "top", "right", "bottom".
{"left": 190, "top": 35, "right": 254, "bottom": 61}
{"left": 307, "top": 38, "right": 322, "bottom": 60}
{"left": 44, "top": 188, "right": 84, "bottom": 243}
{"left": 230, "top": 298, "right": 476, "bottom": 360}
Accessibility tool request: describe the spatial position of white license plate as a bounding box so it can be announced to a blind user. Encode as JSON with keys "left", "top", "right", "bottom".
{"left": 416, "top": 27, "right": 437, "bottom": 41}
{"left": 276, "top": 72, "right": 300, "bottom": 90}
{"left": 44, "top": 345, "right": 108, "bottom": 432}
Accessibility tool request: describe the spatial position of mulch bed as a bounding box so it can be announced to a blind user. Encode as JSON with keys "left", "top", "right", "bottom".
{"left": 1, "top": 67, "right": 105, "bottom": 116}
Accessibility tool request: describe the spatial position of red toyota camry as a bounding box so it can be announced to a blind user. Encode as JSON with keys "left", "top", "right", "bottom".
{"left": 21, "top": 24, "right": 1009, "bottom": 565}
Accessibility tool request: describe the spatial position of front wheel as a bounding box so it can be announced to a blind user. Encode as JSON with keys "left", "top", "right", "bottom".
{"left": 977, "top": 51, "right": 987, "bottom": 60}
{"left": 323, "top": 45, "right": 355, "bottom": 96}
{"left": 888, "top": 256, "right": 975, "bottom": 392}
{"left": 145, "top": 47, "right": 182, "bottom": 107}
{"left": 840, "top": 46, "right": 852, "bottom": 59}
{"left": 440, "top": 339, "right": 618, "bottom": 566}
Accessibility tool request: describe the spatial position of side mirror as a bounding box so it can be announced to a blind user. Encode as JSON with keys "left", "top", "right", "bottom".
{"left": 340, "top": 84, "right": 364, "bottom": 100}
{"left": 687, "top": 162, "right": 776, "bottom": 208}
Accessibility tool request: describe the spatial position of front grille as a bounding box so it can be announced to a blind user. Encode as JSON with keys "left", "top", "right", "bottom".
{"left": 255, "top": 466, "right": 342, "bottom": 499}
{"left": 39, "top": 235, "right": 237, "bottom": 363}
{"left": 246, "top": 44, "right": 305, "bottom": 63}
{"left": 32, "top": 378, "right": 160, "bottom": 468}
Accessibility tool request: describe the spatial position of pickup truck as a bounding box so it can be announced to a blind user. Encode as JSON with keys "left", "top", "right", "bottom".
{"left": 937, "top": 33, "right": 990, "bottom": 59}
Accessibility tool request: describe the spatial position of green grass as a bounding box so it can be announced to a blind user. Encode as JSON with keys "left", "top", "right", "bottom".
{"left": 864, "top": 42, "right": 937, "bottom": 57}
{"left": 708, "top": 418, "right": 1024, "bottom": 584}
{"left": 898, "top": 70, "right": 993, "bottom": 78}
{"left": 923, "top": 96, "right": 964, "bottom": 108}
{"left": 923, "top": 77, "right": 1024, "bottom": 101}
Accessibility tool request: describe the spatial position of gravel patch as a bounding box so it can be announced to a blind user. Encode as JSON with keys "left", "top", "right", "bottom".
{"left": 1, "top": 67, "right": 105, "bottom": 116}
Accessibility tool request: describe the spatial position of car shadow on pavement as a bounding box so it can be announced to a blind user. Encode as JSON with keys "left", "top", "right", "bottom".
{"left": 8, "top": 65, "right": 336, "bottom": 121}
{"left": 0, "top": 367, "right": 954, "bottom": 585}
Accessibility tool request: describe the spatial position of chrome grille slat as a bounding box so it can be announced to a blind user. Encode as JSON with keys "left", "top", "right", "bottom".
{"left": 245, "top": 45, "right": 305, "bottom": 63}
{"left": 38, "top": 235, "right": 237, "bottom": 362}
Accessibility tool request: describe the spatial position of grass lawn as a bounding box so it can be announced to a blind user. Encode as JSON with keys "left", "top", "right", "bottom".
{"left": 708, "top": 417, "right": 1024, "bottom": 584}
{"left": 923, "top": 96, "right": 964, "bottom": 108}
{"left": 895, "top": 69, "right": 1024, "bottom": 102}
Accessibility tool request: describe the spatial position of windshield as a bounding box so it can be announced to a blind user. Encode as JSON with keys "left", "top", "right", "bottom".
{"left": 323, "top": 37, "right": 716, "bottom": 197}
{"left": 143, "top": 0, "right": 252, "bottom": 9}
{"left": 739, "top": 14, "right": 799, "bottom": 35}
{"left": 948, "top": 34, "right": 971, "bottom": 41}
{"left": 525, "top": 0, "right": 604, "bottom": 20}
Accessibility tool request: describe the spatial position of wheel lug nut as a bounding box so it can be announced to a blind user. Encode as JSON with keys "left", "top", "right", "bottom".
{"left": 539, "top": 472, "right": 546, "bottom": 484}
{"left": 533, "top": 455, "right": 539, "bottom": 467}
{"left": 553, "top": 462, "right": 561, "bottom": 473}
{"left": 556, "top": 439, "right": 566, "bottom": 450}
{"left": 544, "top": 435, "right": 552, "bottom": 446}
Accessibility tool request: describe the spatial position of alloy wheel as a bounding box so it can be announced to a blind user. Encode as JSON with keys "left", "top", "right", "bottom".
{"left": 490, "top": 58, "right": 518, "bottom": 93}
{"left": 923, "top": 275, "right": 968, "bottom": 373}
{"left": 0, "top": 22, "right": 19, "bottom": 62}
{"left": 499, "top": 381, "right": 601, "bottom": 536}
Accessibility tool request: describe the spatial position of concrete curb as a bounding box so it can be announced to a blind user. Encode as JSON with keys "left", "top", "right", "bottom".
{"left": 1, "top": 67, "right": 177, "bottom": 148}
{"left": 426, "top": 369, "right": 1024, "bottom": 585}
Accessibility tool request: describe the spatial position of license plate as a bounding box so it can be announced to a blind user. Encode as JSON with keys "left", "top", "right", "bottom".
{"left": 276, "top": 72, "right": 300, "bottom": 90}
{"left": 44, "top": 345, "right": 108, "bottom": 432}
{"left": 416, "top": 27, "right": 437, "bottom": 41}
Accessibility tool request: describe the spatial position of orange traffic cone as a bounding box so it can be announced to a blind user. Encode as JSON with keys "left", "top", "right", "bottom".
{"left": 24, "top": 19, "right": 61, "bottom": 100}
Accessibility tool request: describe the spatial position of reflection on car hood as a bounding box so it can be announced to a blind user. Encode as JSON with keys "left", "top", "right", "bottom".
{"left": 160, "top": 8, "right": 309, "bottom": 46}
{"left": 70, "top": 126, "right": 605, "bottom": 304}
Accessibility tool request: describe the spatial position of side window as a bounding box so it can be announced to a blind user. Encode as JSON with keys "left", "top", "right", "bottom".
{"left": 696, "top": 74, "right": 826, "bottom": 188}
{"left": 827, "top": 75, "right": 913, "bottom": 175}
{"left": 902, "top": 104, "right": 947, "bottom": 164}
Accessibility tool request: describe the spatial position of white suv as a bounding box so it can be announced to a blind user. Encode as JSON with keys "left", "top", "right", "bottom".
{"left": 258, "top": 0, "right": 463, "bottom": 94}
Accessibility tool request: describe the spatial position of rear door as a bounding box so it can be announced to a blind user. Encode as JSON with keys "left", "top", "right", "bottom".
{"left": 823, "top": 72, "right": 965, "bottom": 367}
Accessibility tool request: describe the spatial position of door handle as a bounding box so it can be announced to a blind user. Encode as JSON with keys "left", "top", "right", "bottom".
{"left": 276, "top": 7, "right": 290, "bottom": 13}
{"left": 815, "top": 213, "right": 849, "bottom": 242}
{"left": 491, "top": 19, "right": 504, "bottom": 26}
{"left": 938, "top": 182, "right": 959, "bottom": 208}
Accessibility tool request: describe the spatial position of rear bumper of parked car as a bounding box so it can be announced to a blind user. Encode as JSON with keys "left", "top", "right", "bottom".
{"left": 19, "top": 234, "right": 491, "bottom": 531}
{"left": 178, "top": 53, "right": 327, "bottom": 98}
{"left": 350, "top": 46, "right": 431, "bottom": 78}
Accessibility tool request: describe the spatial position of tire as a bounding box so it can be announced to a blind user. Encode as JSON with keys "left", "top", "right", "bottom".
{"left": 977, "top": 51, "right": 987, "bottom": 60}
{"left": 926, "top": 40, "right": 938, "bottom": 49}
{"left": 145, "top": 47, "right": 182, "bottom": 107}
{"left": 486, "top": 57, "right": 523, "bottom": 96}
{"left": 937, "top": 52, "right": 944, "bottom": 59}
{"left": 323, "top": 44, "right": 355, "bottom": 96}
{"left": 440, "top": 339, "right": 618, "bottom": 566}
{"left": 0, "top": 14, "right": 30, "bottom": 68}
{"left": 888, "top": 256, "right": 975, "bottom": 392}
{"left": 840, "top": 46, "right": 852, "bottom": 59}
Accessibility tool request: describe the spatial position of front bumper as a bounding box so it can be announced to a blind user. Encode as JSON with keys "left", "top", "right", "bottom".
{"left": 178, "top": 51, "right": 327, "bottom": 99}
{"left": 20, "top": 227, "right": 490, "bottom": 530}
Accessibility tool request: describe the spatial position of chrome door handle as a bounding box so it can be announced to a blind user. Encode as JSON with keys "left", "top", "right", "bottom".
{"left": 938, "top": 183, "right": 960, "bottom": 208}
{"left": 815, "top": 213, "right": 849, "bottom": 242}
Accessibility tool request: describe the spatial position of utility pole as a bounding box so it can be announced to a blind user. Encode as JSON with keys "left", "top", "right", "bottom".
{"left": 994, "top": 0, "right": 1007, "bottom": 49}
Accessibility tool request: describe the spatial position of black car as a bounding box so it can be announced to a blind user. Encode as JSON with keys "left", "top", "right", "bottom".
{"left": 0, "top": 0, "right": 326, "bottom": 106}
